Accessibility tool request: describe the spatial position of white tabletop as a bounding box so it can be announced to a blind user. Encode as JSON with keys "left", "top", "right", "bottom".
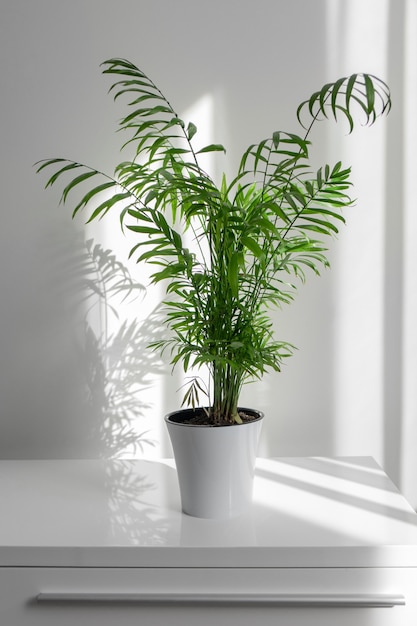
{"left": 1, "top": 456, "right": 417, "bottom": 568}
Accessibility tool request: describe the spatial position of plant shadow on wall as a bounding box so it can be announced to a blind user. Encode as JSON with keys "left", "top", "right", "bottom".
{"left": 0, "top": 217, "right": 163, "bottom": 459}
{"left": 74, "top": 237, "right": 163, "bottom": 458}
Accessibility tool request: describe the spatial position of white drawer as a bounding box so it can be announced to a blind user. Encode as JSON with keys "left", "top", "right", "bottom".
{"left": 0, "top": 567, "right": 416, "bottom": 626}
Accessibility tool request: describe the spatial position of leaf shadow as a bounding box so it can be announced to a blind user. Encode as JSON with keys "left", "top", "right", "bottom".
{"left": 73, "top": 237, "right": 167, "bottom": 458}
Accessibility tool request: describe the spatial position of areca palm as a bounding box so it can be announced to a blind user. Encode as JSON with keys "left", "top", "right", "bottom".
{"left": 37, "top": 59, "right": 391, "bottom": 424}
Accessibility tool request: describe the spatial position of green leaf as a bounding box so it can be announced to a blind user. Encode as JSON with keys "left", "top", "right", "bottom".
{"left": 318, "top": 82, "right": 333, "bottom": 115}
{"left": 45, "top": 162, "right": 83, "bottom": 187}
{"left": 187, "top": 122, "right": 197, "bottom": 141}
{"left": 72, "top": 181, "right": 116, "bottom": 217}
{"left": 35, "top": 157, "right": 68, "bottom": 173}
{"left": 364, "top": 74, "right": 375, "bottom": 115}
{"left": 61, "top": 170, "right": 98, "bottom": 203}
{"left": 86, "top": 192, "right": 132, "bottom": 223}
{"left": 345, "top": 74, "right": 358, "bottom": 110}
{"left": 121, "top": 104, "right": 173, "bottom": 125}
{"left": 330, "top": 76, "right": 348, "bottom": 121}
{"left": 241, "top": 236, "right": 264, "bottom": 259}
{"left": 196, "top": 144, "right": 226, "bottom": 154}
{"left": 228, "top": 252, "right": 240, "bottom": 297}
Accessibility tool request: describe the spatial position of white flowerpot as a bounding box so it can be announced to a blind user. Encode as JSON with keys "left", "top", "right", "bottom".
{"left": 165, "top": 408, "right": 263, "bottom": 519}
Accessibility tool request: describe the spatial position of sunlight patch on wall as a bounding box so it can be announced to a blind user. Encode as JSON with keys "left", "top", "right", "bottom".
{"left": 326, "top": 0, "right": 389, "bottom": 460}
{"left": 181, "top": 93, "right": 216, "bottom": 179}
{"left": 400, "top": 0, "right": 417, "bottom": 503}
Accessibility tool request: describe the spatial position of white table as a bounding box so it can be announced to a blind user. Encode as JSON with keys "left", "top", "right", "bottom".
{"left": 1, "top": 456, "right": 417, "bottom": 625}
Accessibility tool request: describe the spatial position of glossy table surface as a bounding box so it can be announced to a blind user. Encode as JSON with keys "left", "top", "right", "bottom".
{"left": 1, "top": 456, "right": 417, "bottom": 568}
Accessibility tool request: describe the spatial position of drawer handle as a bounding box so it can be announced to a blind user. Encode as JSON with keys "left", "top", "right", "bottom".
{"left": 36, "top": 592, "right": 405, "bottom": 608}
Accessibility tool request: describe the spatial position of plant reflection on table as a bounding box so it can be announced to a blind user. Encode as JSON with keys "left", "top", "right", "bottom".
{"left": 105, "top": 459, "right": 178, "bottom": 544}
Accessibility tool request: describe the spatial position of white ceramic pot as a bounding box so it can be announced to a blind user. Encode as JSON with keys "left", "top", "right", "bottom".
{"left": 165, "top": 408, "right": 263, "bottom": 519}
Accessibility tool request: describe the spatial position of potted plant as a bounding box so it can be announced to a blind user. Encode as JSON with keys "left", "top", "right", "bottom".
{"left": 37, "top": 58, "right": 391, "bottom": 518}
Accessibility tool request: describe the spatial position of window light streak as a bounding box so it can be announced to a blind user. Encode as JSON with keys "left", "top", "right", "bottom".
{"left": 400, "top": 0, "right": 417, "bottom": 504}
{"left": 326, "top": 0, "right": 389, "bottom": 463}
{"left": 253, "top": 459, "right": 416, "bottom": 545}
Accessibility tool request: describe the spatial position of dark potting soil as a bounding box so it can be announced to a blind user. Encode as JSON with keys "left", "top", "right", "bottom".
{"left": 181, "top": 409, "right": 260, "bottom": 427}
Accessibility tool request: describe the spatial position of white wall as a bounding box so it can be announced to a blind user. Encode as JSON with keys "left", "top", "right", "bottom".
{"left": 1, "top": 0, "right": 415, "bottom": 502}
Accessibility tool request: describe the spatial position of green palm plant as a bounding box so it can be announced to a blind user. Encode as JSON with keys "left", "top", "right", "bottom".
{"left": 37, "top": 58, "right": 391, "bottom": 425}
